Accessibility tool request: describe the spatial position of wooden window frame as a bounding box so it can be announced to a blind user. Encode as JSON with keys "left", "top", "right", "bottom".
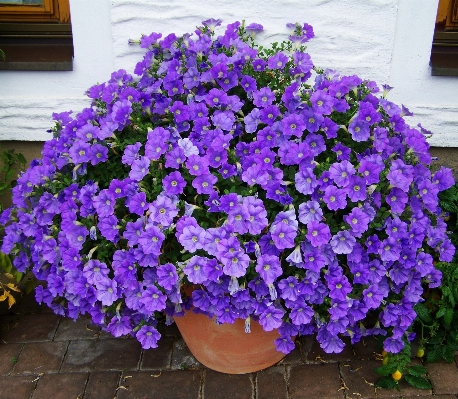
{"left": 0, "top": 0, "right": 73, "bottom": 71}
{"left": 431, "top": 0, "right": 458, "bottom": 76}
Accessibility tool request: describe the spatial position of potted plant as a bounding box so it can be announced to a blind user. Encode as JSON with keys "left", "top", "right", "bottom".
{"left": 1, "top": 19, "right": 455, "bottom": 374}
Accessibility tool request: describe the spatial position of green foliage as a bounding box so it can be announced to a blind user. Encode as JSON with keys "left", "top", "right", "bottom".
{"left": 0, "top": 144, "right": 31, "bottom": 308}
{"left": 375, "top": 341, "right": 432, "bottom": 390}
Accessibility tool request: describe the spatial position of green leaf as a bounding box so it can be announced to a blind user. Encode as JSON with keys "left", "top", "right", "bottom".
{"left": 426, "top": 347, "right": 443, "bottom": 363}
{"left": 375, "top": 376, "right": 397, "bottom": 389}
{"left": 375, "top": 364, "right": 397, "bottom": 375}
{"left": 444, "top": 308, "right": 454, "bottom": 326}
{"left": 17, "top": 153, "right": 26, "bottom": 164}
{"left": 436, "top": 306, "right": 447, "bottom": 319}
{"left": 404, "top": 375, "right": 432, "bottom": 389}
{"left": 407, "top": 365, "right": 427, "bottom": 377}
{"left": 444, "top": 341, "right": 458, "bottom": 363}
{"left": 414, "top": 303, "right": 433, "bottom": 324}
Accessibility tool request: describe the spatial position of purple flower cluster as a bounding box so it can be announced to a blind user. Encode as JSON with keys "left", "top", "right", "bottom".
{"left": 1, "top": 20, "right": 455, "bottom": 355}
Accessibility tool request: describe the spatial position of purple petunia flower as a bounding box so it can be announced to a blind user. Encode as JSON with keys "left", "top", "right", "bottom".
{"left": 270, "top": 222, "right": 296, "bottom": 250}
{"left": 268, "top": 52, "right": 288, "bottom": 70}
{"left": 256, "top": 254, "right": 282, "bottom": 285}
{"left": 323, "top": 185, "right": 347, "bottom": 211}
{"left": 259, "top": 305, "right": 285, "bottom": 331}
{"left": 306, "top": 221, "right": 331, "bottom": 247}
{"left": 136, "top": 326, "right": 161, "bottom": 349}
{"left": 330, "top": 231, "right": 356, "bottom": 255}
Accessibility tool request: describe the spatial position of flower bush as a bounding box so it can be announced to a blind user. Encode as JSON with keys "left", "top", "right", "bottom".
{"left": 1, "top": 19, "right": 455, "bottom": 354}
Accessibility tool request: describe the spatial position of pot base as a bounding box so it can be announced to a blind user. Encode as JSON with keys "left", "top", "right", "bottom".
{"left": 173, "top": 311, "right": 287, "bottom": 374}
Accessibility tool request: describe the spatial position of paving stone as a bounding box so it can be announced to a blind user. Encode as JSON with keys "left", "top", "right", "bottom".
{"left": 53, "top": 315, "right": 101, "bottom": 341}
{"left": 339, "top": 360, "right": 379, "bottom": 399}
{"left": 141, "top": 335, "right": 174, "bottom": 370}
{"left": 0, "top": 375, "right": 36, "bottom": 399}
{"left": 426, "top": 360, "right": 458, "bottom": 395}
{"left": 12, "top": 341, "right": 68, "bottom": 375}
{"left": 278, "top": 339, "right": 304, "bottom": 365}
{"left": 257, "top": 366, "right": 287, "bottom": 399}
{"left": 32, "top": 372, "right": 88, "bottom": 399}
{"left": 0, "top": 313, "right": 61, "bottom": 343}
{"left": 288, "top": 363, "right": 343, "bottom": 399}
{"left": 305, "top": 336, "right": 354, "bottom": 363}
{"left": 83, "top": 371, "right": 120, "bottom": 399}
{"left": 352, "top": 337, "right": 382, "bottom": 359}
{"left": 170, "top": 337, "right": 203, "bottom": 370}
{"left": 157, "top": 322, "right": 180, "bottom": 337}
{"left": 339, "top": 359, "right": 430, "bottom": 399}
{"left": 61, "top": 338, "right": 142, "bottom": 372}
{"left": 204, "top": 369, "right": 253, "bottom": 399}
{"left": 117, "top": 370, "right": 201, "bottom": 399}
{"left": 13, "top": 291, "right": 42, "bottom": 315}
{"left": 0, "top": 343, "right": 23, "bottom": 375}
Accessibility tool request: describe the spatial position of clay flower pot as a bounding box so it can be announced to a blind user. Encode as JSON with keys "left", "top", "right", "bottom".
{"left": 174, "top": 310, "right": 289, "bottom": 374}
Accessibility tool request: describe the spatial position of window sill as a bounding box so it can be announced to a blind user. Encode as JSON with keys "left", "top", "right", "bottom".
{"left": 430, "top": 31, "right": 458, "bottom": 76}
{"left": 0, "top": 22, "right": 73, "bottom": 71}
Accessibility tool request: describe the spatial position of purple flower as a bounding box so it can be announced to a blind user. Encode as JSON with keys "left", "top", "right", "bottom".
{"left": 192, "top": 173, "right": 217, "bottom": 195}
{"left": 329, "top": 161, "right": 355, "bottom": 188}
{"left": 178, "top": 223, "right": 206, "bottom": 253}
{"left": 270, "top": 222, "right": 296, "bottom": 250}
{"left": 298, "top": 201, "right": 323, "bottom": 224}
{"left": 259, "top": 305, "right": 285, "bottom": 331}
{"left": 157, "top": 263, "right": 178, "bottom": 290}
{"left": 378, "top": 237, "right": 401, "bottom": 262}
{"left": 330, "top": 231, "right": 356, "bottom": 255}
{"left": 138, "top": 225, "right": 165, "bottom": 255}
{"left": 184, "top": 256, "right": 209, "bottom": 284}
{"left": 306, "top": 221, "right": 331, "bottom": 247}
{"left": 310, "top": 90, "right": 333, "bottom": 115}
{"left": 281, "top": 113, "right": 305, "bottom": 138}
{"left": 149, "top": 195, "right": 178, "bottom": 227}
{"left": 186, "top": 155, "right": 210, "bottom": 176}
{"left": 162, "top": 171, "right": 186, "bottom": 195}
{"left": 96, "top": 279, "right": 119, "bottom": 306}
{"left": 130, "top": 156, "right": 150, "bottom": 181}
{"left": 141, "top": 286, "right": 166, "bottom": 312}
{"left": 256, "top": 255, "right": 282, "bottom": 285}
{"left": 348, "top": 119, "right": 370, "bottom": 142}
{"left": 323, "top": 185, "right": 347, "bottom": 211}
{"left": 344, "top": 208, "right": 370, "bottom": 237}
{"left": 107, "top": 316, "right": 131, "bottom": 337}
{"left": 136, "top": 326, "right": 161, "bottom": 349}
{"left": 386, "top": 188, "right": 408, "bottom": 214}
{"left": 295, "top": 168, "right": 317, "bottom": 195}
{"left": 268, "top": 52, "right": 288, "bottom": 70}
{"left": 317, "top": 328, "right": 345, "bottom": 353}
{"left": 253, "top": 87, "right": 275, "bottom": 108}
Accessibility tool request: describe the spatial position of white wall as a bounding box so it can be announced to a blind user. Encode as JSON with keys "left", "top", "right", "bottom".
{"left": 0, "top": 0, "right": 456, "bottom": 146}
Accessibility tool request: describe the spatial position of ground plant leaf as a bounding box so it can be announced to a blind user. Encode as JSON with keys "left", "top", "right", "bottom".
{"left": 404, "top": 375, "right": 431, "bottom": 390}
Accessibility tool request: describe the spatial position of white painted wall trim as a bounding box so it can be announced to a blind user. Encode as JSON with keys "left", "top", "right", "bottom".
{"left": 0, "top": 0, "right": 457, "bottom": 147}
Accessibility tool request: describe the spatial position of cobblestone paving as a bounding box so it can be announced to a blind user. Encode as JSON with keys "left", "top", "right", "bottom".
{"left": 0, "top": 293, "right": 457, "bottom": 399}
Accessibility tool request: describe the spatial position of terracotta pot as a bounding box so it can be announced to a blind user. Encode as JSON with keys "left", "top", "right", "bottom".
{"left": 173, "top": 310, "right": 288, "bottom": 374}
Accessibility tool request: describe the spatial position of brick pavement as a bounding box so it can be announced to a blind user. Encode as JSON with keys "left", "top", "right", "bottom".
{"left": 0, "top": 293, "right": 457, "bottom": 399}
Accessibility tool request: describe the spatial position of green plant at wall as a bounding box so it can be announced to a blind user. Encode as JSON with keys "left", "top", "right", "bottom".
{"left": 415, "top": 183, "right": 458, "bottom": 363}
{"left": 375, "top": 182, "right": 458, "bottom": 390}
{"left": 0, "top": 144, "right": 29, "bottom": 308}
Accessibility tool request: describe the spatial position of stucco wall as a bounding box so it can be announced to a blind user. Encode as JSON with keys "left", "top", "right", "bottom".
{"left": 0, "top": 0, "right": 456, "bottom": 146}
